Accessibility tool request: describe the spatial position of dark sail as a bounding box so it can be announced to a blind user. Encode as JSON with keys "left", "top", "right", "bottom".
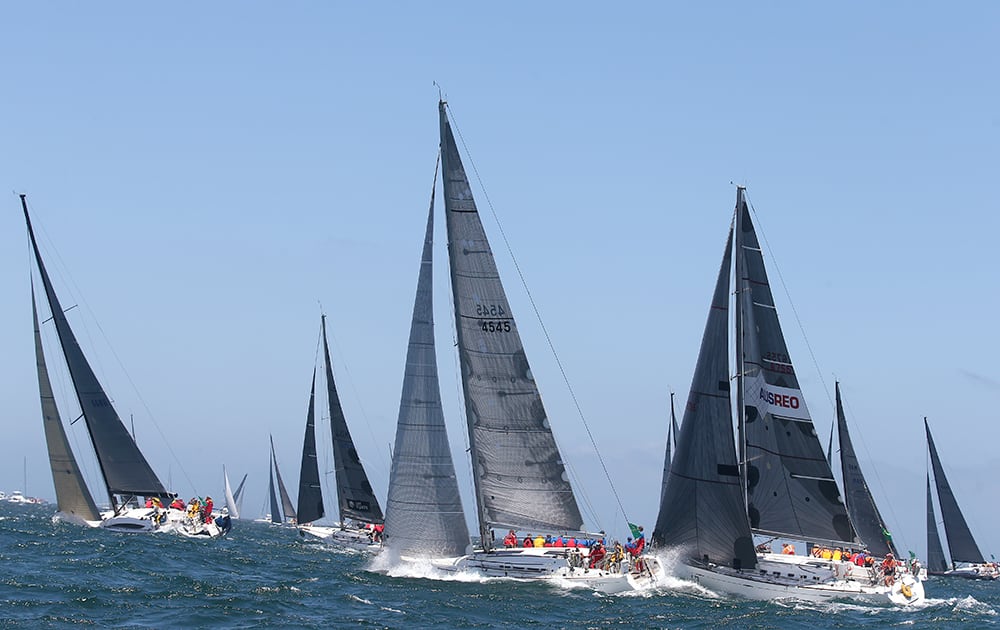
{"left": 653, "top": 226, "right": 756, "bottom": 570}
{"left": 439, "top": 101, "right": 583, "bottom": 544}
{"left": 268, "top": 463, "right": 282, "bottom": 524}
{"left": 32, "top": 286, "right": 101, "bottom": 522}
{"left": 926, "top": 474, "right": 948, "bottom": 573}
{"left": 270, "top": 435, "right": 296, "bottom": 522}
{"left": 925, "top": 418, "right": 984, "bottom": 564}
{"left": 658, "top": 393, "right": 678, "bottom": 504}
{"left": 296, "top": 368, "right": 324, "bottom": 525}
{"left": 22, "top": 195, "right": 168, "bottom": 506}
{"left": 735, "top": 189, "right": 853, "bottom": 545}
{"left": 322, "top": 316, "right": 384, "bottom": 525}
{"left": 835, "top": 383, "right": 896, "bottom": 556}
{"left": 384, "top": 184, "right": 471, "bottom": 558}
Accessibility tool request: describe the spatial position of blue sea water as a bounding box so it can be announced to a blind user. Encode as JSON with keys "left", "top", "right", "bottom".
{"left": 1, "top": 502, "right": 996, "bottom": 629}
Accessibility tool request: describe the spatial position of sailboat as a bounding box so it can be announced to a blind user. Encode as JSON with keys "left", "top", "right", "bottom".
{"left": 259, "top": 435, "right": 297, "bottom": 525}
{"left": 925, "top": 418, "right": 998, "bottom": 579}
{"left": 381, "top": 158, "right": 471, "bottom": 561}
{"left": 295, "top": 317, "right": 385, "bottom": 550}
{"left": 22, "top": 194, "right": 222, "bottom": 537}
{"left": 222, "top": 466, "right": 241, "bottom": 520}
{"left": 652, "top": 187, "right": 923, "bottom": 604}
{"left": 429, "top": 101, "right": 658, "bottom": 592}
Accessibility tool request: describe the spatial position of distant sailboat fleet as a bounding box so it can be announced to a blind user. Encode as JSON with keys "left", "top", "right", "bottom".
{"left": 17, "top": 101, "right": 995, "bottom": 605}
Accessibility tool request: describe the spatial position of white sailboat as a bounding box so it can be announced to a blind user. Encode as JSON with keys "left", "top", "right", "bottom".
{"left": 652, "top": 187, "right": 923, "bottom": 605}
{"left": 23, "top": 194, "right": 222, "bottom": 538}
{"left": 425, "top": 101, "right": 658, "bottom": 593}
{"left": 295, "top": 317, "right": 385, "bottom": 550}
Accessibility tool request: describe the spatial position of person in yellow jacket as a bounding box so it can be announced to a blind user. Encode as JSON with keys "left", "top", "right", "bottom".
{"left": 832, "top": 548, "right": 843, "bottom": 561}
{"left": 820, "top": 547, "right": 833, "bottom": 560}
{"left": 533, "top": 535, "right": 545, "bottom": 548}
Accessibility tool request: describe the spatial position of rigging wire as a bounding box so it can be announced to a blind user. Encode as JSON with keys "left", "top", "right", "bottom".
{"left": 445, "top": 103, "right": 625, "bottom": 532}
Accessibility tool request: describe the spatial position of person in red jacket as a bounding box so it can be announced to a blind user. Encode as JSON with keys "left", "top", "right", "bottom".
{"left": 503, "top": 530, "right": 518, "bottom": 548}
{"left": 202, "top": 497, "right": 214, "bottom": 524}
{"left": 588, "top": 542, "right": 607, "bottom": 569}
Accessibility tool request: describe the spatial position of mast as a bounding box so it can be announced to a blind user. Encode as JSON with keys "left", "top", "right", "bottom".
{"left": 22, "top": 194, "right": 168, "bottom": 512}
{"left": 734, "top": 187, "right": 747, "bottom": 508}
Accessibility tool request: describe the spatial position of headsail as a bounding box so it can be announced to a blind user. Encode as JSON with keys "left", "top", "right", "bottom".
{"left": 653, "top": 226, "right": 756, "bottom": 570}
{"left": 233, "top": 473, "right": 248, "bottom": 514}
{"left": 439, "top": 101, "right": 583, "bottom": 545}
{"left": 267, "top": 463, "right": 282, "bottom": 524}
{"left": 835, "top": 383, "right": 896, "bottom": 556}
{"left": 32, "top": 285, "right": 101, "bottom": 522}
{"left": 659, "top": 393, "right": 679, "bottom": 504}
{"left": 223, "top": 465, "right": 240, "bottom": 520}
{"left": 270, "top": 435, "right": 296, "bottom": 522}
{"left": 296, "top": 367, "right": 324, "bottom": 525}
{"left": 384, "top": 178, "right": 471, "bottom": 558}
{"left": 735, "top": 189, "right": 853, "bottom": 545}
{"left": 926, "top": 474, "right": 948, "bottom": 573}
{"left": 925, "top": 418, "right": 984, "bottom": 564}
{"left": 322, "top": 316, "right": 384, "bottom": 525}
{"left": 22, "top": 195, "right": 168, "bottom": 508}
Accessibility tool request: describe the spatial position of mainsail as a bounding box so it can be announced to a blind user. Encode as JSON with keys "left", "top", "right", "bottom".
{"left": 439, "top": 101, "right": 583, "bottom": 546}
{"left": 925, "top": 418, "right": 984, "bottom": 564}
{"left": 296, "top": 367, "right": 324, "bottom": 525}
{"left": 267, "top": 464, "right": 282, "bottom": 524}
{"left": 270, "top": 435, "right": 296, "bottom": 522}
{"left": 653, "top": 226, "right": 756, "bottom": 570}
{"left": 926, "top": 474, "right": 948, "bottom": 573}
{"left": 383, "top": 181, "right": 471, "bottom": 558}
{"left": 834, "top": 383, "right": 896, "bottom": 556}
{"left": 22, "top": 195, "right": 168, "bottom": 509}
{"left": 32, "top": 286, "right": 101, "bottom": 522}
{"left": 735, "top": 189, "right": 853, "bottom": 545}
{"left": 223, "top": 465, "right": 240, "bottom": 520}
{"left": 321, "top": 316, "right": 384, "bottom": 525}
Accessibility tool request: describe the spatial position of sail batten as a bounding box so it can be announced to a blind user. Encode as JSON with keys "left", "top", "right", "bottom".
{"left": 32, "top": 286, "right": 101, "bottom": 522}
{"left": 22, "top": 195, "right": 167, "bottom": 507}
{"left": 296, "top": 368, "right": 324, "bottom": 525}
{"left": 654, "top": 225, "right": 756, "bottom": 570}
{"left": 322, "top": 317, "right": 384, "bottom": 525}
{"left": 835, "top": 383, "right": 896, "bottom": 556}
{"left": 925, "top": 418, "right": 984, "bottom": 564}
{"left": 383, "top": 166, "right": 471, "bottom": 558}
{"left": 736, "top": 191, "right": 854, "bottom": 544}
{"left": 439, "top": 102, "right": 583, "bottom": 544}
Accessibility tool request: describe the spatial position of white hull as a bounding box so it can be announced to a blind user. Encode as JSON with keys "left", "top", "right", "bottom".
{"left": 98, "top": 507, "right": 223, "bottom": 538}
{"left": 298, "top": 524, "right": 381, "bottom": 551}
{"left": 938, "top": 564, "right": 1000, "bottom": 580}
{"left": 433, "top": 547, "right": 660, "bottom": 594}
{"left": 678, "top": 554, "right": 924, "bottom": 605}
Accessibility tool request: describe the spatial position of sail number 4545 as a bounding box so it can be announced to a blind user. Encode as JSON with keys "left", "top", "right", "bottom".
{"left": 481, "top": 320, "right": 511, "bottom": 333}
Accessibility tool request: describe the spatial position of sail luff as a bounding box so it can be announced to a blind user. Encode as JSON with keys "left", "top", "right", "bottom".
{"left": 296, "top": 367, "right": 324, "bottom": 525}
{"left": 834, "top": 383, "right": 895, "bottom": 556}
{"left": 653, "top": 224, "right": 756, "bottom": 570}
{"left": 270, "top": 435, "right": 296, "bottom": 522}
{"left": 383, "top": 175, "right": 472, "bottom": 558}
{"left": 926, "top": 474, "right": 948, "bottom": 572}
{"left": 736, "top": 191, "right": 853, "bottom": 544}
{"left": 32, "top": 285, "right": 101, "bottom": 522}
{"left": 322, "top": 316, "right": 384, "bottom": 525}
{"left": 22, "top": 195, "right": 167, "bottom": 508}
{"left": 439, "top": 101, "right": 584, "bottom": 546}
{"left": 925, "top": 418, "right": 984, "bottom": 564}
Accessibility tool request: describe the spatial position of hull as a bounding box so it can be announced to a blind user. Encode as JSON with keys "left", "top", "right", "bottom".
{"left": 679, "top": 555, "right": 924, "bottom": 605}
{"left": 433, "top": 547, "right": 660, "bottom": 594}
{"left": 938, "top": 565, "right": 1000, "bottom": 580}
{"left": 298, "top": 524, "right": 381, "bottom": 551}
{"left": 99, "top": 507, "right": 224, "bottom": 538}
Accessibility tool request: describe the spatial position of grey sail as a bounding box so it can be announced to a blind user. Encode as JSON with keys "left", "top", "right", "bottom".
{"left": 32, "top": 286, "right": 101, "bottom": 522}
{"left": 322, "top": 317, "right": 384, "bottom": 525}
{"left": 383, "top": 184, "right": 472, "bottom": 558}
{"left": 270, "top": 435, "right": 296, "bottom": 522}
{"left": 296, "top": 368, "right": 324, "bottom": 525}
{"left": 925, "top": 418, "right": 984, "bottom": 564}
{"left": 439, "top": 101, "right": 583, "bottom": 544}
{"left": 234, "top": 473, "right": 248, "bottom": 511}
{"left": 653, "top": 226, "right": 756, "bottom": 570}
{"left": 926, "top": 474, "right": 948, "bottom": 573}
{"left": 835, "top": 383, "right": 896, "bottom": 556}
{"left": 268, "top": 463, "right": 282, "bottom": 524}
{"left": 22, "top": 195, "right": 168, "bottom": 508}
{"left": 659, "top": 393, "right": 679, "bottom": 504}
{"left": 735, "top": 190, "right": 853, "bottom": 545}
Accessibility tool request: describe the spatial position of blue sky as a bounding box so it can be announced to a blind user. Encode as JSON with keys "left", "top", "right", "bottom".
{"left": 1, "top": 3, "right": 997, "bottom": 556}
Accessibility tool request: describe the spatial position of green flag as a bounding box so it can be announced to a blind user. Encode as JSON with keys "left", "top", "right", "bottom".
{"left": 628, "top": 523, "right": 642, "bottom": 539}
{"left": 908, "top": 550, "right": 916, "bottom": 559}
{"left": 881, "top": 527, "right": 893, "bottom": 542}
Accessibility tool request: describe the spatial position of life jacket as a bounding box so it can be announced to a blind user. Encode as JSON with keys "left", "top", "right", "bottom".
{"left": 567, "top": 538, "right": 577, "bottom": 548}
{"left": 523, "top": 538, "right": 533, "bottom": 547}
{"left": 553, "top": 538, "right": 564, "bottom": 547}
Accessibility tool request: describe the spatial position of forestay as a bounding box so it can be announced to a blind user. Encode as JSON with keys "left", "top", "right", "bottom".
{"left": 439, "top": 101, "right": 583, "bottom": 541}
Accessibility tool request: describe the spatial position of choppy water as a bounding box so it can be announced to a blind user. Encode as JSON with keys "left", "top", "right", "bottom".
{"left": 1, "top": 502, "right": 997, "bottom": 628}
